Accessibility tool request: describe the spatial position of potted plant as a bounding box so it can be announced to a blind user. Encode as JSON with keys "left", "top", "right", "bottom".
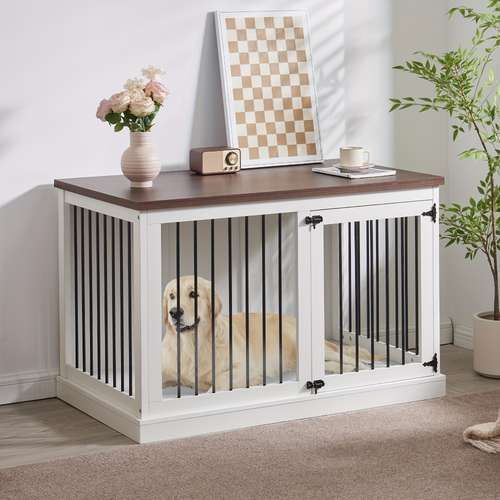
{"left": 96, "top": 66, "right": 169, "bottom": 188}
{"left": 390, "top": 2, "right": 500, "bottom": 377}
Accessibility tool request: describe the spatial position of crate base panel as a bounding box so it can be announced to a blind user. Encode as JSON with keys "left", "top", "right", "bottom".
{"left": 57, "top": 374, "right": 445, "bottom": 444}
{"left": 65, "top": 365, "right": 136, "bottom": 411}
{"left": 57, "top": 377, "right": 141, "bottom": 442}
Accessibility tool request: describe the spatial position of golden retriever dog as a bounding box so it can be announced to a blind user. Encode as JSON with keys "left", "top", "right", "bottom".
{"left": 162, "top": 276, "right": 374, "bottom": 392}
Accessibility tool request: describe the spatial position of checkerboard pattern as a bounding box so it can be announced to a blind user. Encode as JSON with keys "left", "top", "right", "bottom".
{"left": 224, "top": 15, "right": 320, "bottom": 163}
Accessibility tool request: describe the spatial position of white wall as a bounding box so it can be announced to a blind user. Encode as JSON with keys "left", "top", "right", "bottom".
{"left": 390, "top": 1, "right": 451, "bottom": 333}
{"left": 0, "top": 0, "right": 449, "bottom": 403}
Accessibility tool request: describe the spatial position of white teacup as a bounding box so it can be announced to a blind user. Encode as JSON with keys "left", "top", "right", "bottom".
{"left": 340, "top": 147, "right": 370, "bottom": 169}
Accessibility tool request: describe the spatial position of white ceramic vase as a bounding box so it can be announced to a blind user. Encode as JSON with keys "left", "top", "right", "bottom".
{"left": 473, "top": 311, "right": 500, "bottom": 378}
{"left": 121, "top": 131, "right": 161, "bottom": 188}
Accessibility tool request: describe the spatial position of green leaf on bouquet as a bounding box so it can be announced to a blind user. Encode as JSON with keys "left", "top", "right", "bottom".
{"left": 114, "top": 123, "right": 124, "bottom": 132}
{"left": 106, "top": 112, "right": 122, "bottom": 124}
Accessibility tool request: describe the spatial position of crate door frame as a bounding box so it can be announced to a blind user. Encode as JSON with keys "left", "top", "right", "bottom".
{"left": 310, "top": 198, "right": 439, "bottom": 390}
{"left": 144, "top": 207, "right": 313, "bottom": 418}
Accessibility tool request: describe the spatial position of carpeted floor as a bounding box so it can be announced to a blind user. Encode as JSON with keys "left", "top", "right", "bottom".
{"left": 1, "top": 391, "right": 500, "bottom": 500}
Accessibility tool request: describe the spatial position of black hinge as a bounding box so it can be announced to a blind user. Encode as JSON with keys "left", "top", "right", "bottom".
{"left": 306, "top": 379, "right": 325, "bottom": 394}
{"left": 305, "top": 215, "right": 323, "bottom": 229}
{"left": 422, "top": 203, "right": 437, "bottom": 223}
{"left": 423, "top": 353, "right": 438, "bottom": 372}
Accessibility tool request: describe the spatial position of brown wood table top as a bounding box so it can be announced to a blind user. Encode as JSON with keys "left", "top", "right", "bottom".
{"left": 54, "top": 164, "right": 444, "bottom": 211}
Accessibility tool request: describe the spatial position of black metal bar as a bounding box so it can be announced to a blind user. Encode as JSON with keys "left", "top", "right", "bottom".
{"left": 402, "top": 217, "right": 409, "bottom": 365}
{"left": 399, "top": 217, "right": 406, "bottom": 365}
{"left": 394, "top": 218, "right": 399, "bottom": 349}
{"left": 245, "top": 217, "right": 250, "bottom": 388}
{"left": 348, "top": 222, "right": 352, "bottom": 333}
{"left": 104, "top": 216, "right": 109, "bottom": 383}
{"left": 128, "top": 221, "right": 133, "bottom": 396}
{"left": 73, "top": 206, "right": 79, "bottom": 369}
{"left": 401, "top": 218, "right": 406, "bottom": 365}
{"left": 193, "top": 221, "right": 199, "bottom": 396}
{"left": 338, "top": 224, "right": 344, "bottom": 374}
{"left": 370, "top": 221, "right": 375, "bottom": 369}
{"left": 385, "top": 219, "right": 390, "bottom": 367}
{"left": 354, "top": 221, "right": 360, "bottom": 372}
{"left": 211, "top": 219, "right": 216, "bottom": 393}
{"left": 112, "top": 217, "right": 116, "bottom": 387}
{"left": 120, "top": 220, "right": 125, "bottom": 391}
{"left": 96, "top": 213, "right": 101, "bottom": 380}
{"left": 376, "top": 220, "right": 380, "bottom": 342}
{"left": 261, "top": 215, "right": 266, "bottom": 386}
{"left": 176, "top": 222, "right": 181, "bottom": 398}
{"left": 228, "top": 218, "right": 233, "bottom": 391}
{"left": 89, "top": 211, "right": 94, "bottom": 376}
{"left": 278, "top": 213, "right": 283, "bottom": 383}
{"left": 81, "top": 207, "right": 86, "bottom": 373}
{"left": 366, "top": 221, "right": 370, "bottom": 340}
{"left": 415, "top": 216, "right": 420, "bottom": 355}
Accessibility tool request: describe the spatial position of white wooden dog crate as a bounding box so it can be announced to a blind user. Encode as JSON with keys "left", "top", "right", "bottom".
{"left": 55, "top": 166, "right": 445, "bottom": 443}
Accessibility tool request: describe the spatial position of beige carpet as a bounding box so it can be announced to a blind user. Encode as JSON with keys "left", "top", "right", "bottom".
{"left": 2, "top": 391, "right": 500, "bottom": 500}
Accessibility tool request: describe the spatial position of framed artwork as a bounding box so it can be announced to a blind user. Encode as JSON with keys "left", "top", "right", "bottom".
{"left": 215, "top": 10, "right": 323, "bottom": 169}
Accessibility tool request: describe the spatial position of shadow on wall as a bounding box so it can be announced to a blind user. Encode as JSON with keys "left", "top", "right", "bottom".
{"left": 306, "top": 0, "right": 345, "bottom": 157}
{"left": 190, "top": 12, "right": 226, "bottom": 152}
{"left": 0, "top": 186, "right": 59, "bottom": 376}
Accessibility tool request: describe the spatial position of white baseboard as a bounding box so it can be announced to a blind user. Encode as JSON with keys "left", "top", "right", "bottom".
{"left": 0, "top": 370, "right": 57, "bottom": 405}
{"left": 454, "top": 324, "right": 473, "bottom": 350}
{"left": 440, "top": 319, "right": 454, "bottom": 345}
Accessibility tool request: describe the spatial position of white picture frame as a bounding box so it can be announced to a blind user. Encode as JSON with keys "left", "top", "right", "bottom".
{"left": 215, "top": 10, "right": 323, "bottom": 169}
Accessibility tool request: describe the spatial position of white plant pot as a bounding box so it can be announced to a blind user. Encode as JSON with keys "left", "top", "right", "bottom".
{"left": 473, "top": 311, "right": 500, "bottom": 378}
{"left": 121, "top": 131, "right": 161, "bottom": 188}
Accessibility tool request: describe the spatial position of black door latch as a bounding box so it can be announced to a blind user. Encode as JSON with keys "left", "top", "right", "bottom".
{"left": 306, "top": 379, "right": 325, "bottom": 394}
{"left": 423, "top": 353, "right": 438, "bottom": 372}
{"left": 305, "top": 215, "right": 323, "bottom": 229}
{"left": 422, "top": 203, "right": 437, "bottom": 223}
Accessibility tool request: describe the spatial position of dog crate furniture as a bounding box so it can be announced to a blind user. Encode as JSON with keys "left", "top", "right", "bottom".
{"left": 55, "top": 165, "right": 445, "bottom": 443}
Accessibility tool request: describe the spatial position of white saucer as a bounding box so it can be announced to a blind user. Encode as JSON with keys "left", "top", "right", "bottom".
{"left": 338, "top": 163, "right": 374, "bottom": 172}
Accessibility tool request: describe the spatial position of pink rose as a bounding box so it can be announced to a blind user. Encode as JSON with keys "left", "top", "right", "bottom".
{"left": 144, "top": 80, "right": 168, "bottom": 104}
{"left": 109, "top": 90, "right": 130, "bottom": 113}
{"left": 96, "top": 99, "right": 112, "bottom": 121}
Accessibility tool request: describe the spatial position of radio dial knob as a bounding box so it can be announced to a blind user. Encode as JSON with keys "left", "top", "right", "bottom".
{"left": 225, "top": 151, "right": 238, "bottom": 166}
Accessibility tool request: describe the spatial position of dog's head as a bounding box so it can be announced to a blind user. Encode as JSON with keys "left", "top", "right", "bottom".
{"left": 163, "top": 275, "right": 222, "bottom": 333}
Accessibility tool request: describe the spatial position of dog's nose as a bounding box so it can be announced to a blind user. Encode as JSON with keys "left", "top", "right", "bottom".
{"left": 169, "top": 307, "right": 184, "bottom": 320}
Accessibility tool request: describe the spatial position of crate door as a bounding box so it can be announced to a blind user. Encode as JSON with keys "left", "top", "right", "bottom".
{"left": 147, "top": 212, "right": 312, "bottom": 415}
{"left": 310, "top": 200, "right": 438, "bottom": 390}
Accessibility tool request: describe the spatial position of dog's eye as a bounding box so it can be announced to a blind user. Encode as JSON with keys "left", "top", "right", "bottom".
{"left": 169, "top": 293, "right": 175, "bottom": 300}
{"left": 189, "top": 291, "right": 199, "bottom": 299}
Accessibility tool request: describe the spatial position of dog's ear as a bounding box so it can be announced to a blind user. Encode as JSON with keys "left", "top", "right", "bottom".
{"left": 198, "top": 277, "right": 223, "bottom": 319}
{"left": 203, "top": 284, "right": 222, "bottom": 319}
{"left": 212, "top": 289, "right": 222, "bottom": 318}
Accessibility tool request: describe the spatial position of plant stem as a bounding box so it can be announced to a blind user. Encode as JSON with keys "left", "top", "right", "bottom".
{"left": 454, "top": 67, "right": 499, "bottom": 318}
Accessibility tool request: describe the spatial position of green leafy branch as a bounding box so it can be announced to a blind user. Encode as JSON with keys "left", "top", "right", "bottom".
{"left": 104, "top": 102, "right": 162, "bottom": 133}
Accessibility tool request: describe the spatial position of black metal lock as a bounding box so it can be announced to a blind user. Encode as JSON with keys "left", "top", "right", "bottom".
{"left": 306, "top": 379, "right": 325, "bottom": 394}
